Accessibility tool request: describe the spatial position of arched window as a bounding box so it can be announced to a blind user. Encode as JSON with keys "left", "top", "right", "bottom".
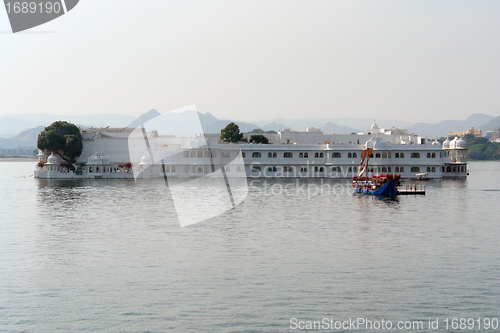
{"left": 353, "top": 166, "right": 357, "bottom": 172}
{"left": 375, "top": 153, "right": 381, "bottom": 158}
{"left": 427, "top": 153, "right": 431, "bottom": 158}
{"left": 284, "top": 152, "right": 293, "bottom": 158}
{"left": 461, "top": 166, "right": 465, "bottom": 172}
{"left": 400, "top": 153, "right": 405, "bottom": 158}
{"left": 395, "top": 153, "right": 399, "bottom": 158}
{"left": 382, "top": 152, "right": 387, "bottom": 158}
{"left": 183, "top": 151, "right": 189, "bottom": 158}
{"left": 411, "top": 153, "right": 420, "bottom": 158}
{"left": 252, "top": 152, "right": 261, "bottom": 158}
{"left": 348, "top": 167, "right": 352, "bottom": 172}
{"left": 388, "top": 152, "right": 391, "bottom": 158}
{"left": 300, "top": 167, "right": 307, "bottom": 172}
{"left": 332, "top": 152, "right": 341, "bottom": 158}
{"left": 452, "top": 166, "right": 456, "bottom": 172}
{"left": 348, "top": 153, "right": 352, "bottom": 158}
{"left": 382, "top": 167, "right": 387, "bottom": 172}
{"left": 241, "top": 152, "right": 245, "bottom": 158}
{"left": 432, "top": 153, "right": 436, "bottom": 158}
{"left": 353, "top": 153, "right": 357, "bottom": 158}
{"left": 411, "top": 166, "right": 421, "bottom": 172}
{"left": 171, "top": 166, "right": 176, "bottom": 173}
{"left": 314, "top": 166, "right": 318, "bottom": 172}
{"left": 205, "top": 151, "right": 210, "bottom": 157}
{"left": 319, "top": 167, "right": 324, "bottom": 172}
{"left": 431, "top": 167, "right": 435, "bottom": 172}
{"left": 395, "top": 167, "right": 399, "bottom": 172}
{"left": 446, "top": 166, "right": 451, "bottom": 172}
{"left": 426, "top": 167, "right": 431, "bottom": 172}
{"left": 388, "top": 167, "right": 391, "bottom": 172}
{"left": 268, "top": 152, "right": 273, "bottom": 158}
{"left": 400, "top": 167, "right": 404, "bottom": 172}
{"left": 190, "top": 151, "right": 196, "bottom": 157}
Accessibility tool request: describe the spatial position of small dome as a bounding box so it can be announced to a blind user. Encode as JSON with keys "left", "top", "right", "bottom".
{"left": 87, "top": 155, "right": 111, "bottom": 165}
{"left": 140, "top": 152, "right": 151, "bottom": 165}
{"left": 449, "top": 136, "right": 459, "bottom": 149}
{"left": 371, "top": 122, "right": 378, "bottom": 130}
{"left": 47, "top": 153, "right": 58, "bottom": 164}
{"left": 373, "top": 138, "right": 389, "bottom": 149}
{"left": 442, "top": 138, "right": 450, "bottom": 148}
{"left": 456, "top": 136, "right": 467, "bottom": 148}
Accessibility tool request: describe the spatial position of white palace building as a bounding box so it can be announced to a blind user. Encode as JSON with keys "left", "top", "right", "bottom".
{"left": 34, "top": 122, "right": 468, "bottom": 180}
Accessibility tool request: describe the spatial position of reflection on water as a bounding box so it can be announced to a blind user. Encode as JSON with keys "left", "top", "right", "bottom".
{"left": 1, "top": 161, "right": 499, "bottom": 332}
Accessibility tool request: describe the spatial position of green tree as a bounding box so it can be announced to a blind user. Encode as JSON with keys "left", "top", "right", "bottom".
{"left": 37, "top": 121, "right": 83, "bottom": 163}
{"left": 250, "top": 134, "right": 270, "bottom": 144}
{"left": 220, "top": 122, "right": 244, "bottom": 142}
{"left": 250, "top": 128, "right": 264, "bottom": 133}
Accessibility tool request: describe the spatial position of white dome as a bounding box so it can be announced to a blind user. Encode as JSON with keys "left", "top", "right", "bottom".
{"left": 365, "top": 137, "right": 388, "bottom": 149}
{"left": 371, "top": 122, "right": 378, "bottom": 130}
{"left": 140, "top": 152, "right": 151, "bottom": 165}
{"left": 449, "top": 137, "right": 459, "bottom": 149}
{"left": 373, "top": 138, "right": 389, "bottom": 149}
{"left": 87, "top": 155, "right": 111, "bottom": 165}
{"left": 456, "top": 137, "right": 467, "bottom": 148}
{"left": 47, "top": 153, "right": 58, "bottom": 164}
{"left": 442, "top": 138, "right": 450, "bottom": 148}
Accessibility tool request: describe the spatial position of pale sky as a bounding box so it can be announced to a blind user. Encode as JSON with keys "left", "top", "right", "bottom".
{"left": 1, "top": 0, "right": 499, "bottom": 123}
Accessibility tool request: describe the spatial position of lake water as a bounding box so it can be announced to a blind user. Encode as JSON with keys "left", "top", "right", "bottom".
{"left": 1, "top": 161, "right": 499, "bottom": 332}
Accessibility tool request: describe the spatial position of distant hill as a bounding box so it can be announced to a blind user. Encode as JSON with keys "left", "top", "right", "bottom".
{"left": 0, "top": 113, "right": 136, "bottom": 138}
{"left": 253, "top": 117, "right": 411, "bottom": 133}
{"left": 478, "top": 115, "right": 500, "bottom": 132}
{"left": 127, "top": 109, "right": 161, "bottom": 128}
{"left": 259, "top": 122, "right": 294, "bottom": 132}
{"left": 203, "top": 120, "right": 261, "bottom": 134}
{"left": 407, "top": 113, "right": 495, "bottom": 137}
{"left": 320, "top": 122, "right": 360, "bottom": 134}
{"left": 0, "top": 126, "right": 44, "bottom": 149}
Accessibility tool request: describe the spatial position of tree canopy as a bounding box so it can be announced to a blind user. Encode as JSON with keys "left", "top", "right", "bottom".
{"left": 220, "top": 122, "right": 244, "bottom": 143}
{"left": 37, "top": 121, "right": 83, "bottom": 163}
{"left": 462, "top": 133, "right": 500, "bottom": 160}
{"left": 249, "top": 134, "right": 270, "bottom": 144}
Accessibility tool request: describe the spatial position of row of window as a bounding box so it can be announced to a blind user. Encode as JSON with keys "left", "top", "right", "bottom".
{"left": 246, "top": 152, "right": 439, "bottom": 159}
{"left": 179, "top": 150, "right": 439, "bottom": 159}
{"left": 252, "top": 165, "right": 440, "bottom": 173}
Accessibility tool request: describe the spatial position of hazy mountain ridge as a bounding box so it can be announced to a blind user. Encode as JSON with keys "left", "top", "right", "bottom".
{"left": 0, "top": 126, "right": 44, "bottom": 149}
{"left": 406, "top": 113, "right": 495, "bottom": 137}
{"left": 0, "top": 113, "right": 137, "bottom": 139}
{"left": 478, "top": 115, "right": 500, "bottom": 132}
{"left": 1, "top": 111, "right": 498, "bottom": 149}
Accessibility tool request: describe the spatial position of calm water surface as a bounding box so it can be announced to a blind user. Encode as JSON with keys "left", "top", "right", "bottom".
{"left": 0, "top": 161, "right": 499, "bottom": 332}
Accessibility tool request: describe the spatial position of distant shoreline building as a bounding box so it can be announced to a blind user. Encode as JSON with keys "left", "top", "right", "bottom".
{"left": 35, "top": 122, "right": 468, "bottom": 180}
{"left": 447, "top": 127, "right": 482, "bottom": 138}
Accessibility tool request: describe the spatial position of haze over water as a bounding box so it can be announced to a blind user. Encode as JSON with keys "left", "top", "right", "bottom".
{"left": 1, "top": 161, "right": 499, "bottom": 332}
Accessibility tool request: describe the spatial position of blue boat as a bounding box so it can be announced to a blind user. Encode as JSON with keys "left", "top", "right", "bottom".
{"left": 352, "top": 176, "right": 400, "bottom": 196}
{"left": 352, "top": 147, "right": 401, "bottom": 196}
